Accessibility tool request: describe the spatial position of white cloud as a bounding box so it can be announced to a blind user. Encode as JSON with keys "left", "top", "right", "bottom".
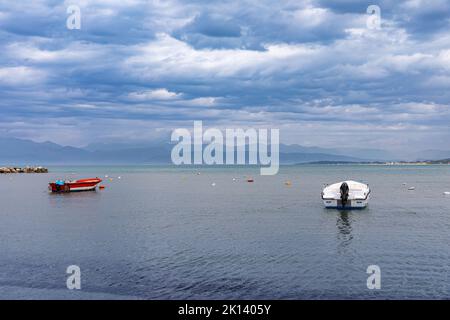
{"left": 0, "top": 66, "right": 46, "bottom": 86}
{"left": 293, "top": 7, "right": 331, "bottom": 28}
{"left": 6, "top": 41, "right": 105, "bottom": 63}
{"left": 183, "top": 97, "right": 217, "bottom": 107}
{"left": 128, "top": 88, "right": 182, "bottom": 100}
{"left": 124, "top": 33, "right": 319, "bottom": 80}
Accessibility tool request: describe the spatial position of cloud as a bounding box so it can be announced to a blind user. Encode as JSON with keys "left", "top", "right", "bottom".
{"left": 128, "top": 88, "right": 182, "bottom": 101}
{"left": 183, "top": 97, "right": 217, "bottom": 107}
{"left": 0, "top": 0, "right": 449, "bottom": 153}
{"left": 182, "top": 13, "right": 241, "bottom": 38}
{"left": 5, "top": 40, "right": 102, "bottom": 63}
{"left": 0, "top": 66, "right": 46, "bottom": 85}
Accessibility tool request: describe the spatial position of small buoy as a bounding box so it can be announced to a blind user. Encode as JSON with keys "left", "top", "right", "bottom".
{"left": 444, "top": 191, "right": 450, "bottom": 195}
{"left": 285, "top": 180, "right": 292, "bottom": 186}
{"left": 197, "top": 172, "right": 201, "bottom": 175}
{"left": 118, "top": 176, "right": 121, "bottom": 179}
{"left": 211, "top": 182, "right": 216, "bottom": 187}
{"left": 247, "top": 178, "right": 254, "bottom": 183}
{"left": 232, "top": 178, "right": 237, "bottom": 181}
{"left": 408, "top": 187, "right": 415, "bottom": 191}
{"left": 99, "top": 185, "right": 105, "bottom": 190}
{"left": 105, "top": 175, "right": 109, "bottom": 178}
{"left": 109, "top": 178, "right": 113, "bottom": 182}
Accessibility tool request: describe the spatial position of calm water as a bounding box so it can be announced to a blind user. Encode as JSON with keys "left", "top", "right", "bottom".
{"left": 1, "top": 165, "right": 450, "bottom": 299}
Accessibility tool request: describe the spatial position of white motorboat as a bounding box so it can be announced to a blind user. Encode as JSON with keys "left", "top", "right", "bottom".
{"left": 321, "top": 180, "right": 370, "bottom": 209}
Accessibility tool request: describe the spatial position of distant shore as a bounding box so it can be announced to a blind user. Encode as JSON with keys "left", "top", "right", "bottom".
{"left": 306, "top": 159, "right": 450, "bottom": 165}
{"left": 0, "top": 166, "right": 48, "bottom": 174}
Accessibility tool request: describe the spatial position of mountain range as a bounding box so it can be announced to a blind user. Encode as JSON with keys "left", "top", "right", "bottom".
{"left": 1, "top": 137, "right": 449, "bottom": 165}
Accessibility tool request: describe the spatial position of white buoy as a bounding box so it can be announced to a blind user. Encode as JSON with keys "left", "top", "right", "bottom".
{"left": 444, "top": 191, "right": 450, "bottom": 195}
{"left": 211, "top": 182, "right": 216, "bottom": 187}
{"left": 118, "top": 176, "right": 121, "bottom": 179}
{"left": 105, "top": 175, "right": 109, "bottom": 178}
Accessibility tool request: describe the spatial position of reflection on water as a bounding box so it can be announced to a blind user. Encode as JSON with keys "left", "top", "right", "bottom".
{"left": 336, "top": 211, "right": 353, "bottom": 252}
{"left": 48, "top": 190, "right": 102, "bottom": 209}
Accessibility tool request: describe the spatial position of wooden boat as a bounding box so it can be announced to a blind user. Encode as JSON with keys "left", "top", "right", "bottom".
{"left": 49, "top": 178, "right": 102, "bottom": 193}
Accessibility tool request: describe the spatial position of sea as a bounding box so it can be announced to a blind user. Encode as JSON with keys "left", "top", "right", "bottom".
{"left": 1, "top": 164, "right": 449, "bottom": 299}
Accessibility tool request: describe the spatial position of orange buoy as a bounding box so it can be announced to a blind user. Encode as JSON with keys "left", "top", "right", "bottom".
{"left": 99, "top": 185, "right": 105, "bottom": 190}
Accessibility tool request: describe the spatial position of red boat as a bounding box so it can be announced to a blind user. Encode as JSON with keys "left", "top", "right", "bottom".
{"left": 49, "top": 178, "right": 102, "bottom": 193}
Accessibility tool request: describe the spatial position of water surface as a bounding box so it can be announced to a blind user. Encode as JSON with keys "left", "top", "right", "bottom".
{"left": 1, "top": 165, "right": 449, "bottom": 299}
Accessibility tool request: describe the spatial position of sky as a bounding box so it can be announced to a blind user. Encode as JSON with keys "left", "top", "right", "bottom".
{"left": 0, "top": 0, "right": 449, "bottom": 152}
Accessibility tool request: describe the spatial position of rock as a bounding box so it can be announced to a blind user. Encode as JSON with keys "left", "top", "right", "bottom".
{"left": 0, "top": 166, "right": 48, "bottom": 174}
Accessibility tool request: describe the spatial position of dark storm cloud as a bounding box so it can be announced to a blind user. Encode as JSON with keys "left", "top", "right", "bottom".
{"left": 0, "top": 0, "right": 449, "bottom": 151}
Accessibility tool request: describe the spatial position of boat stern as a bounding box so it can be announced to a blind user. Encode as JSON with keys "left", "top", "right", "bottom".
{"left": 322, "top": 181, "right": 370, "bottom": 209}
{"left": 322, "top": 197, "right": 369, "bottom": 209}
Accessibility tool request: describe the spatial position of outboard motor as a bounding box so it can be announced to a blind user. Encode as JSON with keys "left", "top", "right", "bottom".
{"left": 340, "top": 182, "right": 349, "bottom": 207}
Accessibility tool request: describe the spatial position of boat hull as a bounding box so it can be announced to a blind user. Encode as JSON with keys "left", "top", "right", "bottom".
{"left": 322, "top": 197, "right": 369, "bottom": 209}
{"left": 49, "top": 178, "right": 102, "bottom": 193}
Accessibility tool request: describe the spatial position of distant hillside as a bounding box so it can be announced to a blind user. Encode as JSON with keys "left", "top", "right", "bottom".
{"left": 280, "top": 152, "right": 365, "bottom": 164}
{"left": 279, "top": 144, "right": 396, "bottom": 161}
{"left": 0, "top": 137, "right": 92, "bottom": 164}
{"left": 413, "top": 150, "right": 450, "bottom": 161}
{"left": 0, "top": 138, "right": 171, "bottom": 165}
{"left": 1, "top": 137, "right": 448, "bottom": 165}
{"left": 0, "top": 138, "right": 369, "bottom": 164}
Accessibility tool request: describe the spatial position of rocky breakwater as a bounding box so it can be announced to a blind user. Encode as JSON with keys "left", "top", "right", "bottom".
{"left": 0, "top": 166, "right": 48, "bottom": 173}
